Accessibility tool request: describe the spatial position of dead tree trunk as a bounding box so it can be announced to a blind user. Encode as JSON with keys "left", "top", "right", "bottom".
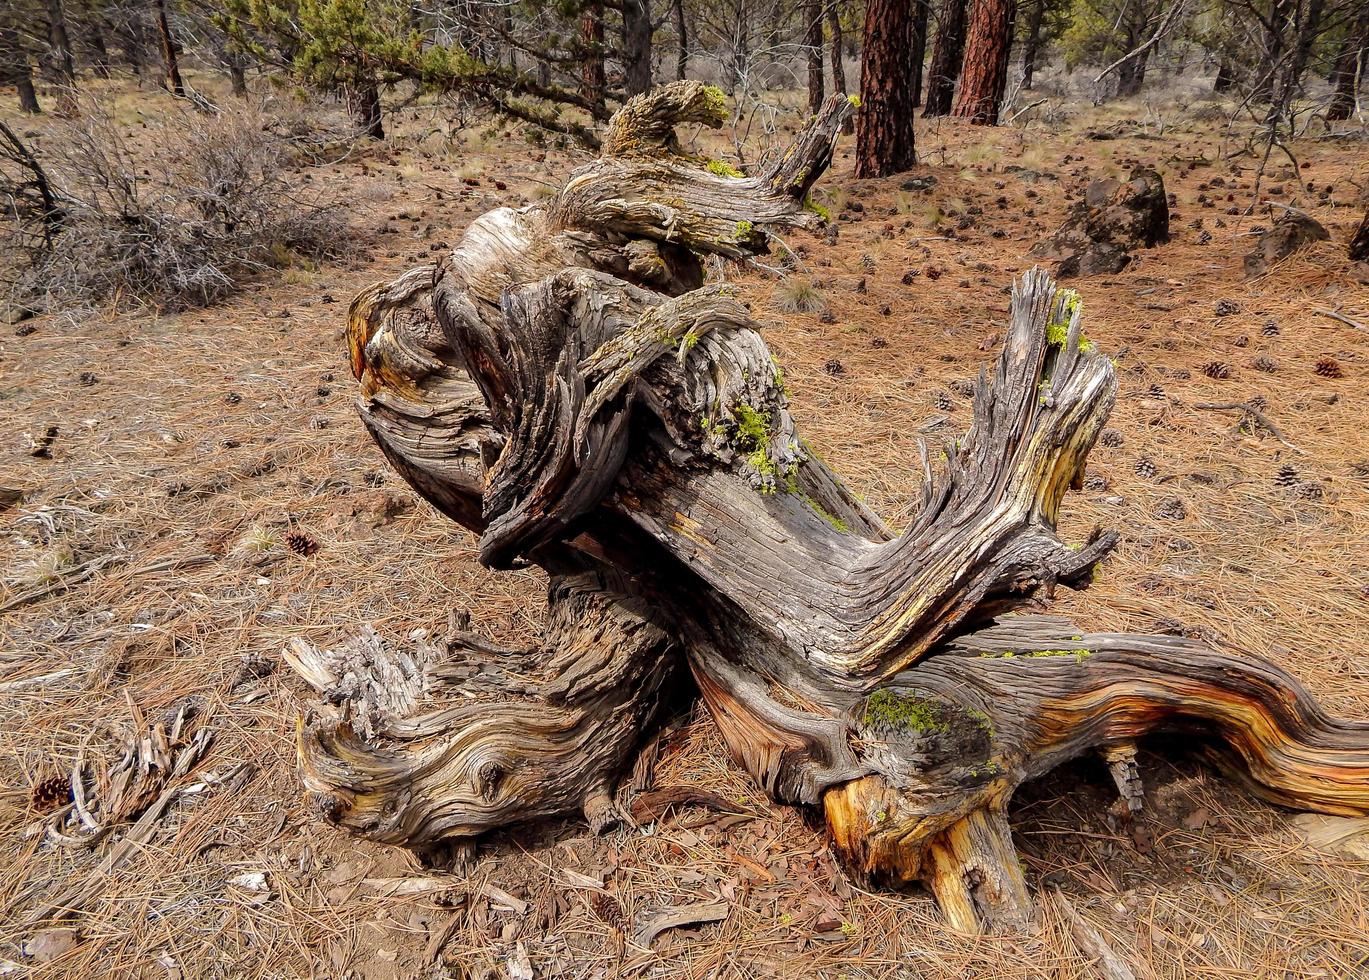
{"left": 856, "top": 0, "right": 918, "bottom": 178}
{"left": 953, "top": 0, "right": 1015, "bottom": 123}
{"left": 1350, "top": 209, "right": 1369, "bottom": 261}
{"left": 924, "top": 0, "right": 969, "bottom": 117}
{"left": 349, "top": 83, "right": 384, "bottom": 140}
{"left": 295, "top": 81, "right": 1369, "bottom": 935}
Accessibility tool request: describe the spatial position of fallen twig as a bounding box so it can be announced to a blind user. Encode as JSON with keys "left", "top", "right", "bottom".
{"left": 1194, "top": 401, "right": 1303, "bottom": 453}
{"left": 1313, "top": 308, "right": 1367, "bottom": 331}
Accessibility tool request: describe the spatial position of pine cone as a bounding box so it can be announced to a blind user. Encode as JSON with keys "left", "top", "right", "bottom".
{"left": 31, "top": 773, "right": 70, "bottom": 812}
{"left": 1248, "top": 394, "right": 1269, "bottom": 410}
{"left": 1252, "top": 356, "right": 1277, "bottom": 373}
{"left": 934, "top": 392, "right": 953, "bottom": 411}
{"left": 1214, "top": 299, "right": 1240, "bottom": 316}
{"left": 1297, "top": 481, "right": 1324, "bottom": 500}
{"left": 823, "top": 358, "right": 845, "bottom": 376}
{"left": 1275, "top": 464, "right": 1299, "bottom": 487}
{"left": 1202, "top": 362, "right": 1232, "bottom": 379}
{"left": 1261, "top": 320, "right": 1280, "bottom": 336}
{"left": 589, "top": 891, "right": 627, "bottom": 932}
{"left": 1233, "top": 335, "right": 1250, "bottom": 348}
{"left": 1156, "top": 496, "right": 1187, "bottom": 520}
{"left": 1135, "top": 456, "right": 1158, "bottom": 478}
{"left": 1146, "top": 383, "right": 1165, "bottom": 399}
{"left": 1101, "top": 429, "right": 1124, "bottom": 448}
{"left": 1315, "top": 357, "right": 1343, "bottom": 379}
{"left": 285, "top": 530, "right": 319, "bottom": 557}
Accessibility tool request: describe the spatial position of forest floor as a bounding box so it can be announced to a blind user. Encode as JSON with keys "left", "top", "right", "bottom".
{"left": 2, "top": 78, "right": 1368, "bottom": 979}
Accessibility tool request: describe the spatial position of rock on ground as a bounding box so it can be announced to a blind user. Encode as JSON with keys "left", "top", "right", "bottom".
{"left": 1029, "top": 167, "right": 1169, "bottom": 278}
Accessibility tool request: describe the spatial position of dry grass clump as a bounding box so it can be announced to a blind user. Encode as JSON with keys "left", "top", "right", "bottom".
{"left": 6, "top": 97, "right": 347, "bottom": 313}
{"left": 772, "top": 277, "right": 827, "bottom": 314}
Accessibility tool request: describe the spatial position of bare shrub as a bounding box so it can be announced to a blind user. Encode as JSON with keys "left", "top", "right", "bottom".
{"left": 7, "top": 97, "right": 348, "bottom": 313}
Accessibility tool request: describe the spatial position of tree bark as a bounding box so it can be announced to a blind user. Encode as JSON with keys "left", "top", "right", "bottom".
{"left": 953, "top": 0, "right": 1015, "bottom": 123}
{"left": 2, "top": 25, "right": 43, "bottom": 113}
{"left": 924, "top": 0, "right": 968, "bottom": 117}
{"left": 1021, "top": 0, "right": 1045, "bottom": 89}
{"left": 1253, "top": 0, "right": 1294, "bottom": 104}
{"left": 856, "top": 0, "right": 918, "bottom": 178}
{"left": 674, "top": 0, "right": 687, "bottom": 81}
{"left": 910, "top": 0, "right": 931, "bottom": 106}
{"left": 622, "top": 0, "right": 653, "bottom": 97}
{"left": 47, "top": 0, "right": 76, "bottom": 85}
{"left": 299, "top": 81, "right": 1369, "bottom": 936}
{"left": 1350, "top": 209, "right": 1369, "bottom": 261}
{"left": 805, "top": 0, "right": 825, "bottom": 114}
{"left": 827, "top": 2, "right": 852, "bottom": 132}
{"left": 581, "top": 5, "right": 608, "bottom": 112}
{"left": 1326, "top": 2, "right": 1367, "bottom": 121}
{"left": 1267, "top": 0, "right": 1326, "bottom": 122}
{"left": 154, "top": 0, "right": 184, "bottom": 97}
{"left": 350, "top": 83, "right": 385, "bottom": 140}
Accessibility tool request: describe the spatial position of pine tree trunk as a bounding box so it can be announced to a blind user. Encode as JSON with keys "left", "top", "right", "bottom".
{"left": 226, "top": 51, "right": 247, "bottom": 96}
{"left": 910, "top": 0, "right": 931, "bottom": 106}
{"left": 1327, "top": 5, "right": 1368, "bottom": 120}
{"left": 154, "top": 0, "right": 184, "bottom": 97}
{"left": 1267, "top": 0, "right": 1325, "bottom": 123}
{"left": 856, "top": 0, "right": 918, "bottom": 178}
{"left": 357, "top": 84, "right": 384, "bottom": 139}
{"left": 2, "top": 26, "right": 42, "bottom": 113}
{"left": 924, "top": 0, "right": 968, "bottom": 117}
{"left": 581, "top": 6, "right": 607, "bottom": 111}
{"left": 1020, "top": 0, "right": 1045, "bottom": 89}
{"left": 1253, "top": 0, "right": 1293, "bottom": 103}
{"left": 952, "top": 0, "right": 1015, "bottom": 124}
{"left": 674, "top": 0, "right": 687, "bottom": 80}
{"left": 805, "top": 0, "right": 825, "bottom": 113}
{"left": 47, "top": 0, "right": 76, "bottom": 85}
{"left": 827, "top": 2, "right": 852, "bottom": 132}
{"left": 299, "top": 83, "right": 1369, "bottom": 937}
{"left": 622, "top": 0, "right": 653, "bottom": 97}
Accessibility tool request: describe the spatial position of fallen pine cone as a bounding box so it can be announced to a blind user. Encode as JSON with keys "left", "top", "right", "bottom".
{"left": 285, "top": 530, "right": 320, "bottom": 557}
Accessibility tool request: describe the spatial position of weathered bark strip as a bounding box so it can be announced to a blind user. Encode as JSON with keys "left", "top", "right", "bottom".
{"left": 298, "top": 82, "right": 1369, "bottom": 938}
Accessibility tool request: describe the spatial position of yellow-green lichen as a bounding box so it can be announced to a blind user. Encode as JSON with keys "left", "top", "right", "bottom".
{"left": 803, "top": 196, "right": 831, "bottom": 222}
{"left": 862, "top": 690, "right": 950, "bottom": 734}
{"left": 701, "top": 85, "right": 729, "bottom": 121}
{"left": 847, "top": 95, "right": 861, "bottom": 108}
{"left": 707, "top": 158, "right": 744, "bottom": 178}
{"left": 734, "top": 219, "right": 755, "bottom": 240}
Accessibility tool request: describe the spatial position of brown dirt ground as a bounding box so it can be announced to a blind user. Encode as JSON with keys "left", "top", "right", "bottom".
{"left": 2, "top": 78, "right": 1368, "bottom": 979}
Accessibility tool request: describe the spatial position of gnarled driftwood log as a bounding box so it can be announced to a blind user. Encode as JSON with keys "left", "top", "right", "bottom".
{"left": 289, "top": 81, "right": 1369, "bottom": 933}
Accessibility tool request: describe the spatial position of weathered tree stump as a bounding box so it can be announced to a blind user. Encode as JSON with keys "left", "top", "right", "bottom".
{"left": 290, "top": 82, "right": 1369, "bottom": 934}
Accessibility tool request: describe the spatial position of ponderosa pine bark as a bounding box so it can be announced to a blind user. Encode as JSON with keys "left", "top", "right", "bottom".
{"left": 827, "top": 2, "right": 852, "bottom": 132}
{"left": 806, "top": 0, "right": 825, "bottom": 113}
{"left": 582, "top": 4, "right": 607, "bottom": 111}
{"left": 924, "top": 0, "right": 968, "bottom": 117}
{"left": 856, "top": 0, "right": 918, "bottom": 178}
{"left": 294, "top": 81, "right": 1369, "bottom": 935}
{"left": 953, "top": 0, "right": 1015, "bottom": 123}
